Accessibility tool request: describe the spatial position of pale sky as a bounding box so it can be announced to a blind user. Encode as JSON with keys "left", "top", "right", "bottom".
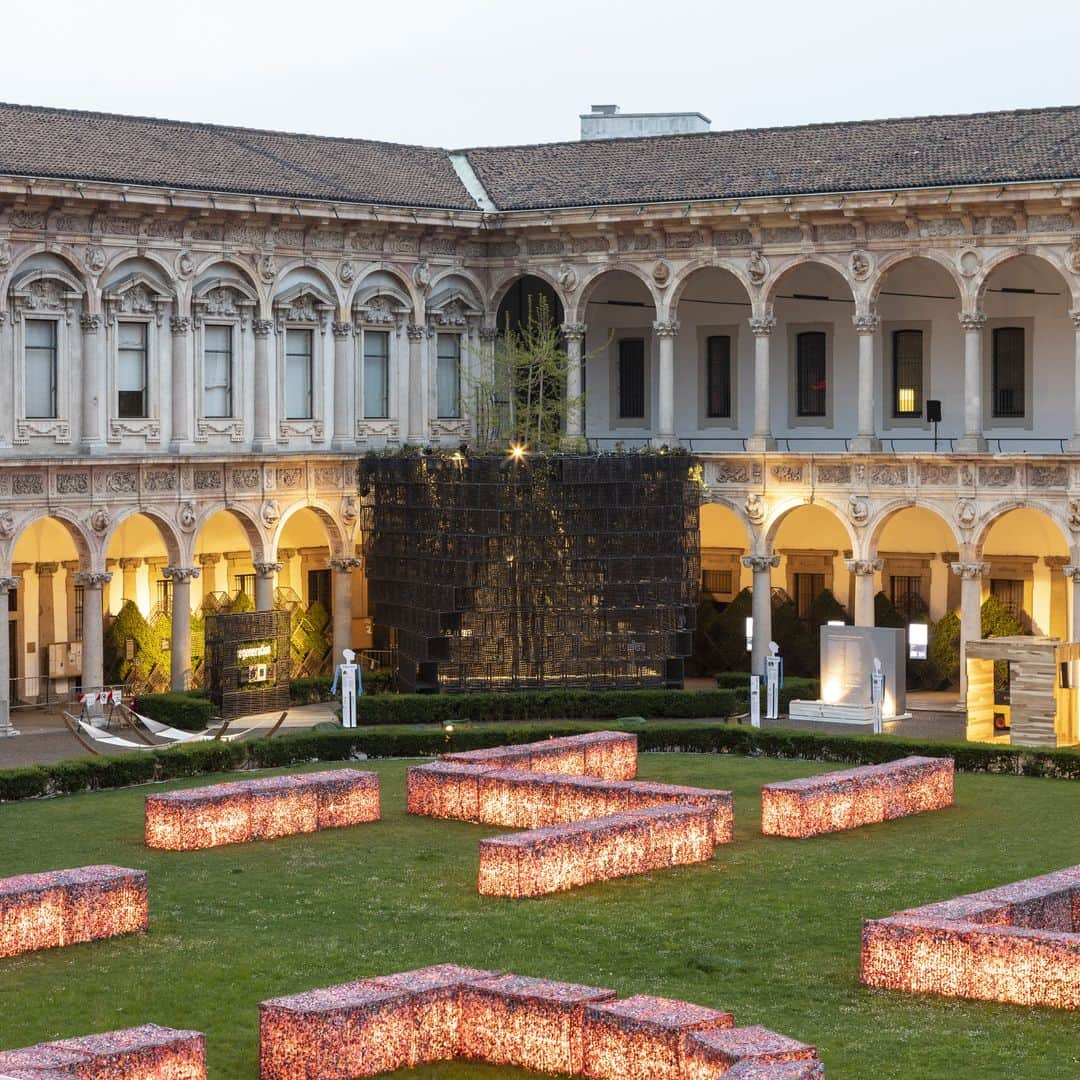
{"left": 3, "top": 0, "right": 1079, "bottom": 149}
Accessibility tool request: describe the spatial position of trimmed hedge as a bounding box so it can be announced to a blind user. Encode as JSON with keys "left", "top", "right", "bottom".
{"left": 2, "top": 721, "right": 1079, "bottom": 801}
{"left": 354, "top": 689, "right": 743, "bottom": 726}
{"left": 289, "top": 671, "right": 399, "bottom": 705}
{"left": 134, "top": 692, "right": 215, "bottom": 731}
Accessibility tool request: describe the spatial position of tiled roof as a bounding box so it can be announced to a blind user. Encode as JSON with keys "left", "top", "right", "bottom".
{"left": 1, "top": 101, "right": 1079, "bottom": 213}
{"left": 463, "top": 106, "right": 1080, "bottom": 210}
{"left": 0, "top": 102, "right": 477, "bottom": 210}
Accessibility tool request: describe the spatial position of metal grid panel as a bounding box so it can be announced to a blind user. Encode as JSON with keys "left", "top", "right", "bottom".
{"left": 204, "top": 610, "right": 291, "bottom": 719}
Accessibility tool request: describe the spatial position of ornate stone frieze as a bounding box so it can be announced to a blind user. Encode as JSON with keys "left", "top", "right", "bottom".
{"left": 314, "top": 466, "right": 340, "bottom": 489}
{"left": 12, "top": 473, "right": 46, "bottom": 495}
{"left": 11, "top": 210, "right": 47, "bottom": 230}
{"left": 195, "top": 418, "right": 244, "bottom": 443}
{"left": 709, "top": 460, "right": 751, "bottom": 484}
{"left": 231, "top": 467, "right": 260, "bottom": 489}
{"left": 571, "top": 235, "right": 609, "bottom": 254}
{"left": 193, "top": 468, "right": 223, "bottom": 489}
{"left": 817, "top": 223, "right": 857, "bottom": 243}
{"left": 664, "top": 230, "right": 706, "bottom": 249}
{"left": 143, "top": 469, "right": 177, "bottom": 492}
{"left": 867, "top": 220, "right": 909, "bottom": 240}
{"left": 1028, "top": 464, "right": 1067, "bottom": 487}
{"left": 425, "top": 236, "right": 459, "bottom": 256}
{"left": 145, "top": 219, "right": 184, "bottom": 240}
{"left": 104, "top": 470, "right": 136, "bottom": 494}
{"left": 713, "top": 228, "right": 753, "bottom": 247}
{"left": 618, "top": 234, "right": 658, "bottom": 252}
{"left": 816, "top": 463, "right": 851, "bottom": 484}
{"left": 109, "top": 418, "right": 162, "bottom": 443}
{"left": 527, "top": 238, "right": 564, "bottom": 256}
{"left": 978, "top": 465, "right": 1014, "bottom": 487}
{"left": 15, "top": 420, "right": 71, "bottom": 445}
{"left": 276, "top": 467, "right": 304, "bottom": 489}
{"left": 50, "top": 213, "right": 92, "bottom": 234}
{"left": 278, "top": 419, "right": 325, "bottom": 441}
{"left": 920, "top": 218, "right": 964, "bottom": 237}
{"left": 770, "top": 464, "right": 803, "bottom": 483}
{"left": 276, "top": 228, "right": 306, "bottom": 247}
{"left": 310, "top": 229, "right": 344, "bottom": 251}
{"left": 190, "top": 224, "right": 225, "bottom": 242}
{"left": 55, "top": 472, "right": 90, "bottom": 495}
{"left": 1027, "top": 213, "right": 1072, "bottom": 232}
{"left": 763, "top": 226, "right": 802, "bottom": 245}
{"left": 870, "top": 464, "right": 908, "bottom": 485}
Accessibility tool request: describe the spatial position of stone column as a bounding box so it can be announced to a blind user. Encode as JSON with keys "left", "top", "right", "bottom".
{"left": 851, "top": 314, "right": 880, "bottom": 452}
{"left": 74, "top": 571, "right": 111, "bottom": 699}
{"left": 252, "top": 319, "right": 273, "bottom": 450}
{"left": 748, "top": 315, "right": 776, "bottom": 452}
{"left": 80, "top": 314, "right": 105, "bottom": 452}
{"left": 406, "top": 324, "right": 426, "bottom": 444}
{"left": 561, "top": 322, "right": 586, "bottom": 441}
{"left": 0, "top": 577, "right": 19, "bottom": 736}
{"left": 197, "top": 553, "right": 221, "bottom": 601}
{"left": 162, "top": 567, "right": 199, "bottom": 691}
{"left": 169, "top": 316, "right": 193, "bottom": 450}
{"left": 36, "top": 563, "right": 59, "bottom": 661}
{"left": 1069, "top": 310, "right": 1080, "bottom": 452}
{"left": 0, "top": 312, "right": 12, "bottom": 447}
{"left": 1064, "top": 564, "right": 1080, "bottom": 640}
{"left": 958, "top": 312, "right": 987, "bottom": 452}
{"left": 253, "top": 561, "right": 282, "bottom": 613}
{"left": 332, "top": 320, "right": 353, "bottom": 450}
{"left": 652, "top": 319, "right": 679, "bottom": 446}
{"left": 952, "top": 561, "right": 989, "bottom": 702}
{"left": 846, "top": 558, "right": 882, "bottom": 626}
{"left": 120, "top": 558, "right": 141, "bottom": 606}
{"left": 329, "top": 557, "right": 363, "bottom": 663}
{"left": 743, "top": 553, "right": 780, "bottom": 675}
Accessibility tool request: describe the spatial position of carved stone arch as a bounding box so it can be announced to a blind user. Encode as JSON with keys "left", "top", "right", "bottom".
{"left": 271, "top": 279, "right": 336, "bottom": 331}
{"left": 191, "top": 275, "right": 259, "bottom": 329}
{"left": 102, "top": 506, "right": 184, "bottom": 568}
{"left": 351, "top": 282, "right": 413, "bottom": 326}
{"left": 761, "top": 253, "right": 855, "bottom": 309}
{"left": 427, "top": 284, "right": 484, "bottom": 328}
{"left": 274, "top": 260, "right": 346, "bottom": 317}
{"left": 8, "top": 265, "right": 87, "bottom": 325}
{"left": 4, "top": 244, "right": 93, "bottom": 308}
{"left": 974, "top": 247, "right": 1078, "bottom": 307}
{"left": 270, "top": 499, "right": 349, "bottom": 560}
{"left": 1, "top": 508, "right": 95, "bottom": 575}
{"left": 865, "top": 498, "right": 961, "bottom": 560}
{"left": 102, "top": 269, "right": 175, "bottom": 327}
{"left": 428, "top": 266, "right": 486, "bottom": 308}
{"left": 347, "top": 264, "right": 419, "bottom": 315}
{"left": 190, "top": 502, "right": 270, "bottom": 566}
{"left": 192, "top": 255, "right": 265, "bottom": 313}
{"left": 570, "top": 262, "right": 662, "bottom": 324}
{"left": 488, "top": 267, "right": 570, "bottom": 324}
{"left": 972, "top": 498, "right": 1071, "bottom": 555}
{"left": 867, "top": 250, "right": 966, "bottom": 307}
{"left": 100, "top": 248, "right": 179, "bottom": 291}
{"left": 699, "top": 497, "right": 756, "bottom": 543}
{"left": 668, "top": 259, "right": 755, "bottom": 316}
{"left": 763, "top": 495, "right": 859, "bottom": 553}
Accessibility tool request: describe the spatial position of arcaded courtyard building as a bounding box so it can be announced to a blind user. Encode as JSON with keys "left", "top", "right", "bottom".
{"left": 1, "top": 101, "right": 1080, "bottom": 734}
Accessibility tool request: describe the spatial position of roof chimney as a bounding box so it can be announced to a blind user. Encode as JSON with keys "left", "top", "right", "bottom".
{"left": 580, "top": 104, "right": 711, "bottom": 141}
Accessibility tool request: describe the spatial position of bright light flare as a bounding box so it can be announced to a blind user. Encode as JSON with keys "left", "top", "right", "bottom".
{"left": 508, "top": 443, "right": 527, "bottom": 461}
{"left": 761, "top": 757, "right": 954, "bottom": 839}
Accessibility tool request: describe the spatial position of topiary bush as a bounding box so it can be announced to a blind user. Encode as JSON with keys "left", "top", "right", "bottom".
{"left": 135, "top": 691, "right": 215, "bottom": 731}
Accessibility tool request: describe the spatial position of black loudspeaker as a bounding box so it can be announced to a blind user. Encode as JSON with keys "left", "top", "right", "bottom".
{"left": 926, "top": 399, "right": 942, "bottom": 423}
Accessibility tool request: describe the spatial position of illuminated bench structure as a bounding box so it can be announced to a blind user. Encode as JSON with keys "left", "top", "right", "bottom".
{"left": 860, "top": 864, "right": 1080, "bottom": 1008}
{"left": 0, "top": 865, "right": 148, "bottom": 959}
{"left": 258, "top": 964, "right": 822, "bottom": 1078}
{"left": 443, "top": 731, "right": 639, "bottom": 780}
{"left": 0, "top": 1023, "right": 205, "bottom": 1079}
{"left": 144, "top": 769, "right": 380, "bottom": 850}
{"left": 408, "top": 764, "right": 733, "bottom": 844}
{"left": 760, "top": 756, "right": 953, "bottom": 839}
{"left": 479, "top": 806, "right": 716, "bottom": 897}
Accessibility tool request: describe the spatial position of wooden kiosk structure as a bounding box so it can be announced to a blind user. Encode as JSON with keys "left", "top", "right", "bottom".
{"left": 965, "top": 636, "right": 1080, "bottom": 747}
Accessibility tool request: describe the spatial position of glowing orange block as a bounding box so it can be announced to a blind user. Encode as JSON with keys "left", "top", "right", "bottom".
{"left": 622, "top": 781, "right": 734, "bottom": 845}
{"left": 459, "top": 974, "right": 617, "bottom": 1074}
{"left": 405, "top": 762, "right": 482, "bottom": 820}
{"left": 724, "top": 1061, "right": 826, "bottom": 1078}
{"left": 0, "top": 1023, "right": 205, "bottom": 1079}
{"left": 444, "top": 731, "right": 638, "bottom": 779}
{"left": 683, "top": 1025, "right": 819, "bottom": 1080}
{"left": 145, "top": 769, "right": 379, "bottom": 850}
{"left": 477, "top": 769, "right": 559, "bottom": 828}
{"left": 860, "top": 865, "right": 1080, "bottom": 1008}
{"left": 581, "top": 994, "right": 734, "bottom": 1079}
{"left": 0, "top": 866, "right": 148, "bottom": 959}
{"left": 477, "top": 806, "right": 714, "bottom": 898}
{"left": 760, "top": 756, "right": 953, "bottom": 839}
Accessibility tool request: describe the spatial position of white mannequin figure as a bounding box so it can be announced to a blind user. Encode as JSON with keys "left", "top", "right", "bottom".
{"left": 331, "top": 648, "right": 361, "bottom": 729}
{"left": 871, "top": 657, "right": 885, "bottom": 735}
{"left": 765, "top": 641, "right": 783, "bottom": 721}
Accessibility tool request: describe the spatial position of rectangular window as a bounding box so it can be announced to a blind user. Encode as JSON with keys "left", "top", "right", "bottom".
{"left": 203, "top": 324, "right": 233, "bottom": 418}
{"left": 363, "top": 330, "right": 390, "bottom": 419}
{"left": 992, "top": 326, "right": 1025, "bottom": 418}
{"left": 234, "top": 574, "right": 255, "bottom": 602}
{"left": 73, "top": 585, "right": 84, "bottom": 642}
{"left": 702, "top": 569, "right": 733, "bottom": 596}
{"left": 618, "top": 338, "right": 646, "bottom": 419}
{"left": 155, "top": 578, "right": 172, "bottom": 615}
{"left": 285, "top": 329, "right": 313, "bottom": 419}
{"left": 794, "top": 572, "right": 825, "bottom": 620}
{"left": 705, "top": 335, "right": 732, "bottom": 418}
{"left": 990, "top": 578, "right": 1025, "bottom": 619}
{"left": 890, "top": 575, "right": 924, "bottom": 620}
{"left": 24, "top": 319, "right": 58, "bottom": 419}
{"left": 117, "top": 321, "right": 148, "bottom": 418}
{"left": 307, "top": 568, "right": 332, "bottom": 614}
{"left": 892, "top": 329, "right": 923, "bottom": 418}
{"left": 436, "top": 333, "right": 461, "bottom": 419}
{"left": 796, "top": 332, "right": 827, "bottom": 417}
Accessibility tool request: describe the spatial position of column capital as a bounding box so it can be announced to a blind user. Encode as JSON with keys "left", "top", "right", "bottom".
{"left": 1069, "top": 309, "right": 1080, "bottom": 330}
{"left": 742, "top": 554, "right": 780, "bottom": 572}
{"left": 79, "top": 313, "right": 103, "bottom": 334}
{"left": 561, "top": 322, "right": 587, "bottom": 342}
{"left": 74, "top": 570, "right": 113, "bottom": 588}
{"left": 197, "top": 552, "right": 221, "bottom": 566}
{"left": 652, "top": 319, "right": 680, "bottom": 338}
{"left": 1063, "top": 564, "right": 1080, "bottom": 579}
{"left": 852, "top": 313, "right": 880, "bottom": 334}
{"left": 330, "top": 557, "right": 363, "bottom": 573}
{"left": 0, "top": 577, "right": 19, "bottom": 593}
{"left": 119, "top": 557, "right": 143, "bottom": 570}
{"left": 958, "top": 311, "right": 988, "bottom": 331}
{"left": 253, "top": 561, "right": 283, "bottom": 577}
{"left": 748, "top": 315, "right": 777, "bottom": 337}
{"left": 951, "top": 561, "right": 990, "bottom": 579}
{"left": 332, "top": 320, "right": 353, "bottom": 339}
{"left": 252, "top": 318, "right": 274, "bottom": 338}
{"left": 169, "top": 315, "right": 191, "bottom": 335}
{"left": 162, "top": 566, "right": 201, "bottom": 583}
{"left": 406, "top": 323, "right": 425, "bottom": 342}
{"left": 35, "top": 562, "right": 60, "bottom": 576}
{"left": 845, "top": 558, "right": 883, "bottom": 576}
{"left": 479, "top": 325, "right": 499, "bottom": 343}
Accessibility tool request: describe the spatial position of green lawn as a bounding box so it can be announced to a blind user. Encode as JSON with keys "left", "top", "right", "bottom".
{"left": 1, "top": 754, "right": 1078, "bottom": 1079}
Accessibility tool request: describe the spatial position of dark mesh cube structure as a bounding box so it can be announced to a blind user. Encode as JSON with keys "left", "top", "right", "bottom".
{"left": 359, "top": 453, "right": 700, "bottom": 692}
{"left": 204, "top": 610, "right": 291, "bottom": 718}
